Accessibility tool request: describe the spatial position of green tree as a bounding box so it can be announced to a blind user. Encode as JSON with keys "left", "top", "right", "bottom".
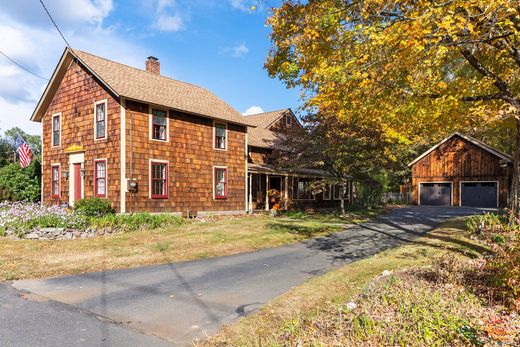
{"left": 0, "top": 161, "right": 41, "bottom": 202}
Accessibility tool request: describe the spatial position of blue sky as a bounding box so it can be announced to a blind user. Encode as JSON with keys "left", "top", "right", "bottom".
{"left": 0, "top": 0, "right": 301, "bottom": 135}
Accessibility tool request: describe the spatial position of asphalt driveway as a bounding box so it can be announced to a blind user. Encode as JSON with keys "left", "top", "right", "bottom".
{"left": 5, "top": 207, "right": 486, "bottom": 346}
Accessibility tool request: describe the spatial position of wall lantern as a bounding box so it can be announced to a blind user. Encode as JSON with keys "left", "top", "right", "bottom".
{"left": 499, "top": 159, "right": 509, "bottom": 168}
{"left": 63, "top": 170, "right": 69, "bottom": 179}
{"left": 80, "top": 168, "right": 86, "bottom": 177}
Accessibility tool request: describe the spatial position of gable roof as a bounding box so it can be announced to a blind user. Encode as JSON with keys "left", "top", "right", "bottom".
{"left": 31, "top": 48, "right": 255, "bottom": 127}
{"left": 408, "top": 132, "right": 513, "bottom": 167}
{"left": 246, "top": 108, "right": 300, "bottom": 149}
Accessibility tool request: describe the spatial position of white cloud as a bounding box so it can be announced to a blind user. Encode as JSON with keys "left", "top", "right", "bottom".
{"left": 229, "top": 0, "right": 261, "bottom": 12}
{"left": 220, "top": 43, "right": 249, "bottom": 58}
{"left": 243, "top": 106, "right": 264, "bottom": 116}
{"left": 151, "top": 0, "right": 186, "bottom": 32}
{"left": 0, "top": 1, "right": 148, "bottom": 135}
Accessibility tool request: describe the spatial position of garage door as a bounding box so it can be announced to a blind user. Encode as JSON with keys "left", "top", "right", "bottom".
{"left": 461, "top": 182, "right": 497, "bottom": 207}
{"left": 420, "top": 183, "right": 452, "bottom": 206}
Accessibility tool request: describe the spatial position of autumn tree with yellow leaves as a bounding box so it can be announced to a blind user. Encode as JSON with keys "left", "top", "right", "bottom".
{"left": 265, "top": 0, "right": 520, "bottom": 211}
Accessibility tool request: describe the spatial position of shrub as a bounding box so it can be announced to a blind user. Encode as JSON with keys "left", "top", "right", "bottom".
{"left": 0, "top": 162, "right": 41, "bottom": 202}
{"left": 89, "top": 213, "right": 184, "bottom": 232}
{"left": 74, "top": 197, "right": 115, "bottom": 217}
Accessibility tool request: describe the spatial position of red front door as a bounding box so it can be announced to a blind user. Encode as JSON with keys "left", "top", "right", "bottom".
{"left": 74, "top": 163, "right": 82, "bottom": 202}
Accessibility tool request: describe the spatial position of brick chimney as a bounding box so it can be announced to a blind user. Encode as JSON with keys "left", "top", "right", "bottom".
{"left": 145, "top": 56, "right": 160, "bottom": 75}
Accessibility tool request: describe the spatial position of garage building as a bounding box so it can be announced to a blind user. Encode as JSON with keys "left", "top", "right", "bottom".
{"left": 409, "top": 133, "right": 512, "bottom": 207}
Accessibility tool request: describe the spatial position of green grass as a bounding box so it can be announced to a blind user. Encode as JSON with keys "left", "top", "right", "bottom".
{"left": 0, "top": 209, "right": 378, "bottom": 281}
{"left": 204, "top": 218, "right": 501, "bottom": 347}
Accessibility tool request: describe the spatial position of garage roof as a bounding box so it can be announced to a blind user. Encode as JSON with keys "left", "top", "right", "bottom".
{"left": 408, "top": 132, "right": 513, "bottom": 167}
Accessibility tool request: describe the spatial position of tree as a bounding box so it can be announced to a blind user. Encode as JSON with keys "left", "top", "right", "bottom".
{"left": 273, "top": 113, "right": 392, "bottom": 213}
{"left": 265, "top": 0, "right": 520, "bottom": 211}
{"left": 0, "top": 161, "right": 41, "bottom": 202}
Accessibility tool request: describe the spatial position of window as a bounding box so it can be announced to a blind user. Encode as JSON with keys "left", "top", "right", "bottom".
{"left": 94, "top": 159, "right": 107, "bottom": 197}
{"left": 286, "top": 114, "right": 292, "bottom": 126}
{"left": 323, "top": 184, "right": 331, "bottom": 200}
{"left": 214, "top": 123, "right": 227, "bottom": 150}
{"left": 52, "top": 114, "right": 60, "bottom": 147}
{"left": 294, "top": 178, "right": 314, "bottom": 200}
{"left": 95, "top": 100, "right": 107, "bottom": 139}
{"left": 51, "top": 165, "right": 60, "bottom": 198}
{"left": 150, "top": 161, "right": 168, "bottom": 198}
{"left": 333, "top": 185, "right": 349, "bottom": 200}
{"left": 151, "top": 109, "right": 167, "bottom": 141}
{"left": 214, "top": 167, "right": 227, "bottom": 199}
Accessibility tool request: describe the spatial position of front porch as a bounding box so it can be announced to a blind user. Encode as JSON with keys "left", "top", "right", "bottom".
{"left": 247, "top": 163, "right": 348, "bottom": 212}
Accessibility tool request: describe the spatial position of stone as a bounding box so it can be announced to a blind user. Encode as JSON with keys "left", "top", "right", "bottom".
{"left": 40, "top": 228, "right": 65, "bottom": 233}
{"left": 25, "top": 233, "right": 39, "bottom": 240}
{"left": 63, "top": 232, "right": 73, "bottom": 240}
{"left": 96, "top": 229, "right": 105, "bottom": 236}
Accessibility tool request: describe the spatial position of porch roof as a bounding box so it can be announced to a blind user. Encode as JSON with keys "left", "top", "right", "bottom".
{"left": 248, "top": 163, "right": 328, "bottom": 177}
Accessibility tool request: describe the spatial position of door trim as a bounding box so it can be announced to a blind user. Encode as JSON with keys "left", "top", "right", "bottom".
{"left": 459, "top": 180, "right": 499, "bottom": 208}
{"left": 68, "top": 152, "right": 84, "bottom": 206}
{"left": 418, "top": 181, "right": 453, "bottom": 206}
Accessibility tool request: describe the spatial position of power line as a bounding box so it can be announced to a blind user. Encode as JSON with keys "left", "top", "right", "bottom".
{"left": 39, "top": 0, "right": 72, "bottom": 49}
{"left": 0, "top": 49, "right": 49, "bottom": 81}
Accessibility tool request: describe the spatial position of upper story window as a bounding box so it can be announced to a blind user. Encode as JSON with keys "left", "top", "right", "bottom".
{"left": 151, "top": 109, "right": 167, "bottom": 141}
{"left": 150, "top": 161, "right": 168, "bottom": 199}
{"left": 95, "top": 100, "right": 107, "bottom": 140}
{"left": 286, "top": 114, "right": 292, "bottom": 126}
{"left": 214, "top": 122, "right": 227, "bottom": 150}
{"left": 52, "top": 113, "right": 61, "bottom": 147}
{"left": 214, "top": 167, "right": 227, "bottom": 199}
{"left": 94, "top": 159, "right": 107, "bottom": 197}
{"left": 51, "top": 165, "right": 60, "bottom": 198}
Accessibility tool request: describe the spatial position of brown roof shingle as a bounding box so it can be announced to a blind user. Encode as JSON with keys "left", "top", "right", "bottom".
{"left": 72, "top": 49, "right": 255, "bottom": 126}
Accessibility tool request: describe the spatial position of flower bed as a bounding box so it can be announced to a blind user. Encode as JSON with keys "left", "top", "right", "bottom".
{"left": 0, "top": 201, "right": 185, "bottom": 240}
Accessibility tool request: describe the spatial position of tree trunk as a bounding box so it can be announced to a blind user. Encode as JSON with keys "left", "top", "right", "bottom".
{"left": 340, "top": 183, "right": 346, "bottom": 216}
{"left": 511, "top": 119, "right": 520, "bottom": 214}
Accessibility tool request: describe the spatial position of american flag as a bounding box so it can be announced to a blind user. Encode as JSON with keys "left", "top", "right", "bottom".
{"left": 16, "top": 136, "right": 32, "bottom": 168}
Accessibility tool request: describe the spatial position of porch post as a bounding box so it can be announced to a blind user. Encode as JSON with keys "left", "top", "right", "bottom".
{"left": 248, "top": 174, "right": 253, "bottom": 212}
{"left": 265, "top": 174, "right": 270, "bottom": 211}
{"left": 284, "top": 175, "right": 289, "bottom": 210}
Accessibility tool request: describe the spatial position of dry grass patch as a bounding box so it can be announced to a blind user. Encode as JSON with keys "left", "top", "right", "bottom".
{"left": 205, "top": 219, "right": 503, "bottom": 346}
{"left": 0, "top": 210, "right": 378, "bottom": 281}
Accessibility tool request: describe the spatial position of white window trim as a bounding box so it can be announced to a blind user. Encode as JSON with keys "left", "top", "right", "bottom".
{"left": 149, "top": 106, "right": 169, "bottom": 142}
{"left": 94, "top": 99, "right": 108, "bottom": 141}
{"left": 418, "top": 181, "right": 453, "bottom": 206}
{"left": 149, "top": 158, "right": 169, "bottom": 199}
{"left": 51, "top": 163, "right": 61, "bottom": 198}
{"left": 94, "top": 158, "right": 108, "bottom": 198}
{"left": 213, "top": 120, "right": 228, "bottom": 151}
{"left": 213, "top": 165, "right": 228, "bottom": 199}
{"left": 293, "top": 177, "right": 316, "bottom": 201}
{"left": 323, "top": 184, "right": 331, "bottom": 200}
{"left": 51, "top": 112, "right": 62, "bottom": 147}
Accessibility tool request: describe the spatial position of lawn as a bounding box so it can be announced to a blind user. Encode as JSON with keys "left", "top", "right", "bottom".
{"left": 0, "top": 209, "right": 380, "bottom": 281}
{"left": 204, "top": 218, "right": 518, "bottom": 346}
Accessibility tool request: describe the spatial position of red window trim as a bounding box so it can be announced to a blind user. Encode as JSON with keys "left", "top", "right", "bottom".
{"left": 214, "top": 167, "right": 227, "bottom": 199}
{"left": 150, "top": 161, "right": 168, "bottom": 199}
{"left": 214, "top": 122, "right": 227, "bottom": 150}
{"left": 52, "top": 114, "right": 60, "bottom": 147}
{"left": 94, "top": 159, "right": 107, "bottom": 198}
{"left": 95, "top": 101, "right": 107, "bottom": 140}
{"left": 151, "top": 109, "right": 167, "bottom": 141}
{"left": 51, "top": 165, "right": 60, "bottom": 198}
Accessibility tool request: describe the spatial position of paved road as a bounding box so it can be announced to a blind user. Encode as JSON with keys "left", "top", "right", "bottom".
{"left": 5, "top": 207, "right": 486, "bottom": 346}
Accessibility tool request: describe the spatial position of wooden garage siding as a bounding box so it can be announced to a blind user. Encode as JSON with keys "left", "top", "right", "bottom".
{"left": 42, "top": 60, "right": 121, "bottom": 210}
{"left": 411, "top": 136, "right": 511, "bottom": 207}
{"left": 124, "top": 100, "right": 247, "bottom": 213}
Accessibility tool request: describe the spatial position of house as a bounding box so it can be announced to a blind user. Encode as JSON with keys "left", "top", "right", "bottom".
{"left": 32, "top": 48, "right": 343, "bottom": 215}
{"left": 409, "top": 132, "right": 512, "bottom": 207}
{"left": 246, "top": 109, "right": 351, "bottom": 210}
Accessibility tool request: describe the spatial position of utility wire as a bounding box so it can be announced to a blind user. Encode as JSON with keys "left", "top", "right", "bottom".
{"left": 39, "top": 0, "right": 72, "bottom": 49}
{"left": 0, "top": 49, "right": 49, "bottom": 80}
